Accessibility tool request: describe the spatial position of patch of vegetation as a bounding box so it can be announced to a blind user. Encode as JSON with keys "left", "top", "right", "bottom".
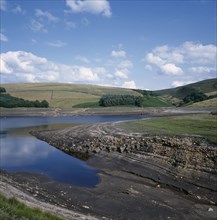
{"left": 119, "top": 114, "right": 217, "bottom": 144}
{"left": 73, "top": 101, "right": 101, "bottom": 108}
{"left": 179, "top": 90, "right": 208, "bottom": 106}
{"left": 99, "top": 95, "right": 143, "bottom": 107}
{"left": 0, "top": 93, "right": 49, "bottom": 108}
{"left": 0, "top": 193, "right": 63, "bottom": 220}
{"left": 0, "top": 87, "right": 6, "bottom": 93}
{"left": 141, "top": 96, "right": 172, "bottom": 107}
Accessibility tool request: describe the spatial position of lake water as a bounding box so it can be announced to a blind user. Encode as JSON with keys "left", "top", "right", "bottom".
{"left": 0, "top": 115, "right": 144, "bottom": 187}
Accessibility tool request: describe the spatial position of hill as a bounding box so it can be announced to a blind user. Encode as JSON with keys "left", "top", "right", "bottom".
{"left": 154, "top": 78, "right": 217, "bottom": 106}
{"left": 2, "top": 83, "right": 143, "bottom": 109}
{"left": 1, "top": 78, "right": 216, "bottom": 109}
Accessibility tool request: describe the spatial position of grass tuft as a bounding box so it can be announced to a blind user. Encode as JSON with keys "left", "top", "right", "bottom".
{"left": 0, "top": 193, "right": 63, "bottom": 220}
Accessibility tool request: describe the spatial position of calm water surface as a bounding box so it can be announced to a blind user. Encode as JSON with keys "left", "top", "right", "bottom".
{"left": 0, "top": 115, "right": 144, "bottom": 187}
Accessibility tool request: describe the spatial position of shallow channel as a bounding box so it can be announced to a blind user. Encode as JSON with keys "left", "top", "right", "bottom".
{"left": 0, "top": 115, "right": 145, "bottom": 187}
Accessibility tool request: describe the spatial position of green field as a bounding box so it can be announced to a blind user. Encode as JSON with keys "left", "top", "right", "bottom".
{"left": 119, "top": 113, "right": 217, "bottom": 144}
{"left": 0, "top": 193, "right": 63, "bottom": 220}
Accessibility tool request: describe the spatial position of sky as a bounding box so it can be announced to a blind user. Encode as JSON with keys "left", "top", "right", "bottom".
{"left": 0, "top": 0, "right": 216, "bottom": 90}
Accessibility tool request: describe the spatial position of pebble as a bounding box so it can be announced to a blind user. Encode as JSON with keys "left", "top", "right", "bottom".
{"left": 82, "top": 205, "right": 90, "bottom": 209}
{"left": 208, "top": 207, "right": 214, "bottom": 212}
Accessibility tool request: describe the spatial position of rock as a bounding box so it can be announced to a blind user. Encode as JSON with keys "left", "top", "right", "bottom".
{"left": 82, "top": 205, "right": 90, "bottom": 209}
{"left": 93, "top": 147, "right": 100, "bottom": 153}
{"left": 208, "top": 207, "right": 214, "bottom": 212}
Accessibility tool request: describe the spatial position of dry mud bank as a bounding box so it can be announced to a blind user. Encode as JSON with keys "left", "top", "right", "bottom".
{"left": 1, "top": 118, "right": 217, "bottom": 219}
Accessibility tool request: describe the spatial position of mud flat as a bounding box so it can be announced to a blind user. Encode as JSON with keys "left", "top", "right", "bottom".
{"left": 1, "top": 118, "right": 216, "bottom": 220}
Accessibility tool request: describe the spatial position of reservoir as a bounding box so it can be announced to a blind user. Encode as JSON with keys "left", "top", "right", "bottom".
{"left": 0, "top": 115, "right": 144, "bottom": 187}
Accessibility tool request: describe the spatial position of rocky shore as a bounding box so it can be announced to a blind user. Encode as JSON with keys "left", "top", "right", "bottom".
{"left": 1, "top": 116, "right": 217, "bottom": 219}
{"left": 27, "top": 121, "right": 217, "bottom": 219}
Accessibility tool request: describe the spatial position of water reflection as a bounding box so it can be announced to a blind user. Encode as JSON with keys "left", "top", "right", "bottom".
{"left": 0, "top": 115, "right": 145, "bottom": 187}
{"left": 0, "top": 136, "right": 51, "bottom": 167}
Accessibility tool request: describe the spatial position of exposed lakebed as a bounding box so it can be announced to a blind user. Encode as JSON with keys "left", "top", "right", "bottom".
{"left": 0, "top": 115, "right": 145, "bottom": 187}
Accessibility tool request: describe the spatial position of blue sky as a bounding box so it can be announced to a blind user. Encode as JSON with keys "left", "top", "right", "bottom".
{"left": 0, "top": 0, "right": 216, "bottom": 90}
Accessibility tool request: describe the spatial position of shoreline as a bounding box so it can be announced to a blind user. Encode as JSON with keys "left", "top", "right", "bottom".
{"left": 1, "top": 116, "right": 217, "bottom": 219}
{"left": 0, "top": 107, "right": 215, "bottom": 117}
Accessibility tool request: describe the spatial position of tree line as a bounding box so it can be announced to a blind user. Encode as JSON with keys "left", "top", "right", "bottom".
{"left": 0, "top": 87, "right": 49, "bottom": 108}
{"left": 99, "top": 95, "right": 144, "bottom": 107}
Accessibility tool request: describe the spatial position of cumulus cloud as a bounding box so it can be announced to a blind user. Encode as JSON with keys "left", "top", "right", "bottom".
{"left": 182, "top": 41, "right": 216, "bottom": 64}
{"left": 66, "top": 0, "right": 112, "bottom": 17}
{"left": 0, "top": 33, "right": 8, "bottom": 42}
{"left": 122, "top": 80, "right": 137, "bottom": 89}
{"left": 114, "top": 69, "right": 128, "bottom": 79}
{"left": 111, "top": 50, "right": 126, "bottom": 58}
{"left": 0, "top": 51, "right": 100, "bottom": 83}
{"left": 160, "top": 63, "right": 183, "bottom": 75}
{"left": 144, "top": 41, "right": 216, "bottom": 77}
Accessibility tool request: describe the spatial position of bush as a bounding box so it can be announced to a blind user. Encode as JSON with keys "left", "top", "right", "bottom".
{"left": 0, "top": 87, "right": 6, "bottom": 93}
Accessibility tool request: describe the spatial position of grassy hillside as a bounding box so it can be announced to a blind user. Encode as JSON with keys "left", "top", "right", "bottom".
{"left": 1, "top": 79, "right": 216, "bottom": 109}
{"left": 154, "top": 78, "right": 217, "bottom": 106}
{"left": 2, "top": 83, "right": 142, "bottom": 109}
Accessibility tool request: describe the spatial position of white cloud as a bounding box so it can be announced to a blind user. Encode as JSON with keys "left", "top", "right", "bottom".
{"left": 122, "top": 80, "right": 137, "bottom": 89}
{"left": 66, "top": 0, "right": 112, "bottom": 17}
{"left": 114, "top": 69, "right": 128, "bottom": 79}
{"left": 0, "top": 58, "right": 12, "bottom": 74}
{"left": 146, "top": 53, "right": 165, "bottom": 66}
{"left": 118, "top": 60, "right": 133, "bottom": 69}
{"left": 111, "top": 50, "right": 126, "bottom": 58}
{"left": 0, "top": 51, "right": 100, "bottom": 83}
{"left": 30, "top": 19, "right": 47, "bottom": 32}
{"left": 144, "top": 41, "right": 216, "bottom": 77}
{"left": 172, "top": 80, "right": 196, "bottom": 88}
{"left": 161, "top": 63, "right": 183, "bottom": 75}
{"left": 190, "top": 66, "right": 216, "bottom": 74}
{"left": 47, "top": 40, "right": 67, "bottom": 47}
{"left": 0, "top": 33, "right": 8, "bottom": 42}
{"left": 35, "top": 9, "right": 59, "bottom": 22}
{"left": 0, "top": 0, "right": 6, "bottom": 11}
{"left": 182, "top": 41, "right": 217, "bottom": 64}
{"left": 75, "top": 55, "right": 90, "bottom": 63}
{"left": 12, "top": 5, "right": 25, "bottom": 14}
